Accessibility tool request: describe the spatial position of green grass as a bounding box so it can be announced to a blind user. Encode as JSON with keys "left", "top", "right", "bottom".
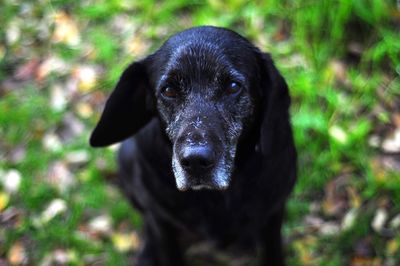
{"left": 1, "top": 0, "right": 399, "bottom": 265}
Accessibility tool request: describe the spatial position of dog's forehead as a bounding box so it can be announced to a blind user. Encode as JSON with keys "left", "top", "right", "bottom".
{"left": 159, "top": 27, "right": 258, "bottom": 73}
{"left": 167, "top": 43, "right": 234, "bottom": 75}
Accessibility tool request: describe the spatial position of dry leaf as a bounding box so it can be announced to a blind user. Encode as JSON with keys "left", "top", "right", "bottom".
{"left": 88, "top": 215, "right": 112, "bottom": 236}
{"left": 50, "top": 84, "right": 67, "bottom": 111}
{"left": 41, "top": 249, "right": 77, "bottom": 266}
{"left": 75, "top": 102, "right": 94, "bottom": 118}
{"left": 6, "top": 21, "right": 20, "bottom": 45}
{"left": 0, "top": 169, "right": 22, "bottom": 194}
{"left": 350, "top": 256, "right": 380, "bottom": 266}
{"left": 8, "top": 242, "right": 27, "bottom": 265}
{"left": 293, "top": 236, "right": 317, "bottom": 266}
{"left": 322, "top": 175, "right": 349, "bottom": 217}
{"left": 14, "top": 59, "right": 41, "bottom": 81}
{"left": 386, "top": 239, "right": 399, "bottom": 257}
{"left": 0, "top": 192, "right": 10, "bottom": 212}
{"left": 52, "top": 11, "right": 80, "bottom": 46}
{"left": 65, "top": 150, "right": 90, "bottom": 165}
{"left": 111, "top": 232, "right": 140, "bottom": 253}
{"left": 40, "top": 199, "right": 67, "bottom": 224}
{"left": 0, "top": 45, "right": 5, "bottom": 60}
{"left": 46, "top": 161, "right": 75, "bottom": 192}
{"left": 342, "top": 208, "right": 358, "bottom": 230}
{"left": 72, "top": 65, "right": 98, "bottom": 92}
{"left": 371, "top": 208, "right": 388, "bottom": 233}
{"left": 42, "top": 132, "right": 62, "bottom": 152}
{"left": 382, "top": 128, "right": 400, "bottom": 153}
{"left": 37, "top": 56, "right": 69, "bottom": 81}
{"left": 389, "top": 213, "right": 400, "bottom": 229}
{"left": 319, "top": 222, "right": 340, "bottom": 236}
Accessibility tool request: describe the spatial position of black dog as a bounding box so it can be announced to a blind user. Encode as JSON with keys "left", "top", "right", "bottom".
{"left": 90, "top": 26, "right": 297, "bottom": 266}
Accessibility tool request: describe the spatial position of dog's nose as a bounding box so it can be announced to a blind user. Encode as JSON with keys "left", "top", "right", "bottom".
{"left": 180, "top": 146, "right": 215, "bottom": 174}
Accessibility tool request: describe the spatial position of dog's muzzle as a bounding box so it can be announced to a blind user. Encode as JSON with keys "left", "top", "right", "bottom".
{"left": 172, "top": 124, "right": 230, "bottom": 191}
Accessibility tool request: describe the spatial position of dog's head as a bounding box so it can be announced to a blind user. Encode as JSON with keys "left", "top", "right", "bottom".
{"left": 90, "top": 26, "right": 291, "bottom": 191}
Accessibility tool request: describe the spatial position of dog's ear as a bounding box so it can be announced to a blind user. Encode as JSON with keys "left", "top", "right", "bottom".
{"left": 258, "top": 53, "right": 293, "bottom": 156}
{"left": 90, "top": 59, "right": 154, "bottom": 147}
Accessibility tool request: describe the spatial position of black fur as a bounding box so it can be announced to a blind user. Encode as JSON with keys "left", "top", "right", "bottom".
{"left": 90, "top": 26, "right": 297, "bottom": 266}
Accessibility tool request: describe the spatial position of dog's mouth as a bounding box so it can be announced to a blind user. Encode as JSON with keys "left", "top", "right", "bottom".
{"left": 171, "top": 146, "right": 233, "bottom": 191}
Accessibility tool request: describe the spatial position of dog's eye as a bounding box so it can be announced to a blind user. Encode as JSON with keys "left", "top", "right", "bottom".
{"left": 161, "top": 86, "right": 178, "bottom": 98}
{"left": 226, "top": 82, "right": 242, "bottom": 95}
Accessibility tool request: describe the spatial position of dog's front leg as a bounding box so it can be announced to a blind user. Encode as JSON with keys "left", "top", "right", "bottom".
{"left": 136, "top": 214, "right": 184, "bottom": 266}
{"left": 257, "top": 208, "right": 285, "bottom": 266}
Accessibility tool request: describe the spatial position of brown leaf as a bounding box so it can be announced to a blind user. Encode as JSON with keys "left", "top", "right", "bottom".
{"left": 349, "top": 256, "right": 381, "bottom": 266}
{"left": 46, "top": 161, "right": 75, "bottom": 192}
{"left": 322, "top": 175, "right": 349, "bottom": 217}
{"left": 14, "top": 59, "right": 41, "bottom": 81}
{"left": 8, "top": 242, "right": 27, "bottom": 265}
{"left": 392, "top": 113, "right": 400, "bottom": 128}
{"left": 52, "top": 11, "right": 80, "bottom": 46}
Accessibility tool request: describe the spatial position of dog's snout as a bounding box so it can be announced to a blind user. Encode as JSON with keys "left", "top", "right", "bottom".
{"left": 180, "top": 146, "right": 215, "bottom": 174}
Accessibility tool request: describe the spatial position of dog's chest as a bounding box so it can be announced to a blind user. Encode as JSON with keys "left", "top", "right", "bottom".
{"left": 161, "top": 187, "right": 264, "bottom": 245}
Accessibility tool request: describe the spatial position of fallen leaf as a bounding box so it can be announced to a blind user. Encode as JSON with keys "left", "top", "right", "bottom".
{"left": 37, "top": 56, "right": 69, "bottom": 81}
{"left": 0, "top": 192, "right": 10, "bottom": 212}
{"left": 381, "top": 128, "right": 400, "bottom": 153}
{"left": 0, "top": 207, "right": 23, "bottom": 228}
{"left": 347, "top": 187, "right": 361, "bottom": 208}
{"left": 342, "top": 208, "right": 358, "bottom": 230}
{"left": 71, "top": 65, "right": 98, "bottom": 92}
{"left": 8, "top": 242, "right": 27, "bottom": 265}
{"left": 370, "top": 158, "right": 387, "bottom": 183}
{"left": 386, "top": 239, "right": 399, "bottom": 257}
{"left": 293, "top": 236, "right": 318, "bottom": 266}
{"left": 50, "top": 84, "right": 67, "bottom": 111}
{"left": 371, "top": 208, "right": 388, "bottom": 233}
{"left": 40, "top": 249, "right": 77, "bottom": 266}
{"left": 42, "top": 132, "right": 62, "bottom": 152}
{"left": 14, "top": 59, "right": 41, "bottom": 81}
{"left": 52, "top": 11, "right": 80, "bottom": 46}
{"left": 0, "top": 45, "right": 5, "bottom": 60}
{"left": 319, "top": 222, "right": 340, "bottom": 236}
{"left": 65, "top": 150, "right": 90, "bottom": 165}
{"left": 111, "top": 232, "right": 140, "bottom": 253}
{"left": 1, "top": 169, "right": 22, "bottom": 194}
{"left": 350, "top": 256, "right": 380, "bottom": 266}
{"left": 88, "top": 215, "right": 112, "bottom": 236}
{"left": 75, "top": 102, "right": 94, "bottom": 118}
{"left": 389, "top": 213, "right": 400, "bottom": 229}
{"left": 39, "top": 199, "right": 67, "bottom": 224}
{"left": 53, "top": 249, "right": 70, "bottom": 264}
{"left": 46, "top": 161, "right": 75, "bottom": 193}
{"left": 6, "top": 21, "right": 20, "bottom": 45}
{"left": 322, "top": 175, "right": 349, "bottom": 217}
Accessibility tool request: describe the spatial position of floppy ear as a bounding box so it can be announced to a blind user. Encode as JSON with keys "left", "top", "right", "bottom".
{"left": 258, "top": 53, "right": 293, "bottom": 156}
{"left": 90, "top": 59, "right": 154, "bottom": 147}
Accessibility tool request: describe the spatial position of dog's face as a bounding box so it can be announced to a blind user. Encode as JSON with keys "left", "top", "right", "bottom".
{"left": 90, "top": 26, "right": 291, "bottom": 191}
{"left": 150, "top": 30, "right": 261, "bottom": 190}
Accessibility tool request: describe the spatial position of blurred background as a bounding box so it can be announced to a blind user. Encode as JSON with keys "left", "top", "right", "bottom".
{"left": 0, "top": 0, "right": 399, "bottom": 265}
